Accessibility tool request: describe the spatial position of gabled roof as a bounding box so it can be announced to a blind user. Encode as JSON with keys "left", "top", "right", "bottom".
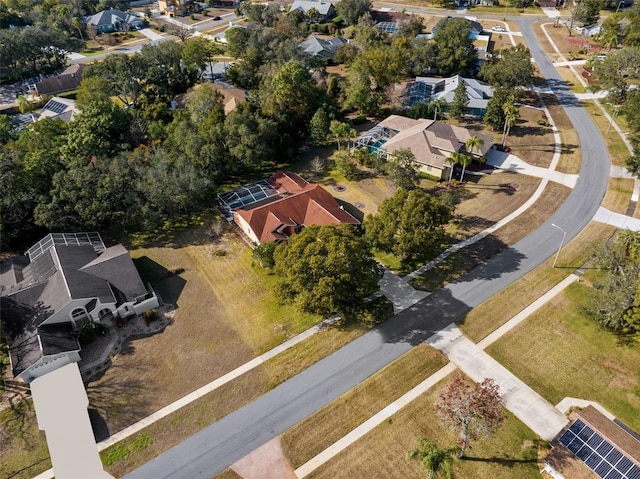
{"left": 35, "top": 64, "right": 86, "bottom": 96}
{"left": 364, "top": 115, "right": 493, "bottom": 168}
{"left": 290, "top": 0, "right": 335, "bottom": 16}
{"left": 234, "top": 172, "right": 359, "bottom": 243}
{"left": 79, "top": 244, "right": 147, "bottom": 299}
{"left": 299, "top": 36, "right": 347, "bottom": 60}
{"left": 1, "top": 232, "right": 148, "bottom": 379}
{"left": 84, "top": 8, "right": 143, "bottom": 27}
{"left": 209, "top": 81, "right": 247, "bottom": 114}
{"left": 413, "top": 75, "right": 493, "bottom": 110}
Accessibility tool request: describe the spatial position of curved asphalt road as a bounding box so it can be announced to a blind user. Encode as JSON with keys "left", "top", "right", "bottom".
{"left": 123, "top": 17, "right": 610, "bottom": 479}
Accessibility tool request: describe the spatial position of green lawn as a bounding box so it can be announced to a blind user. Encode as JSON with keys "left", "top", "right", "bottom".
{"left": 0, "top": 401, "right": 51, "bottom": 479}
{"left": 486, "top": 281, "right": 640, "bottom": 432}
{"left": 459, "top": 222, "right": 616, "bottom": 342}
{"left": 303, "top": 372, "right": 541, "bottom": 479}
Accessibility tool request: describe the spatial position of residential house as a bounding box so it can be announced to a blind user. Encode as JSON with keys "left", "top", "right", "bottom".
{"left": 406, "top": 75, "right": 494, "bottom": 117}
{"left": 0, "top": 232, "right": 159, "bottom": 383}
{"left": 174, "top": 81, "right": 247, "bottom": 114}
{"left": 355, "top": 115, "right": 493, "bottom": 180}
{"left": 544, "top": 405, "right": 640, "bottom": 479}
{"left": 370, "top": 10, "right": 412, "bottom": 34}
{"left": 38, "top": 97, "right": 80, "bottom": 123}
{"left": 158, "top": 0, "right": 195, "bottom": 17}
{"left": 84, "top": 8, "right": 144, "bottom": 33}
{"left": 34, "top": 64, "right": 86, "bottom": 97}
{"left": 201, "top": 61, "right": 234, "bottom": 82}
{"left": 289, "top": 0, "right": 336, "bottom": 22}
{"left": 219, "top": 171, "right": 360, "bottom": 244}
{"left": 299, "top": 35, "right": 347, "bottom": 62}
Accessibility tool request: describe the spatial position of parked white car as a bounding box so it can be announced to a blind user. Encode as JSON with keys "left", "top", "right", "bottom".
{"left": 491, "top": 26, "right": 506, "bottom": 32}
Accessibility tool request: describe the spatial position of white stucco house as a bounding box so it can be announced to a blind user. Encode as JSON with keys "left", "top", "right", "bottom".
{"left": 0, "top": 232, "right": 159, "bottom": 383}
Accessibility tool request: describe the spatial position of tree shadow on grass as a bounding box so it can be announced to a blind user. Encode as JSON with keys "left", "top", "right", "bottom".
{"left": 461, "top": 455, "right": 538, "bottom": 466}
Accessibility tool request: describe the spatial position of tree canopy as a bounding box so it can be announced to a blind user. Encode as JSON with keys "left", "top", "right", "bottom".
{"left": 364, "top": 189, "right": 455, "bottom": 269}
{"left": 432, "top": 18, "right": 478, "bottom": 76}
{"left": 273, "top": 225, "right": 384, "bottom": 319}
{"left": 479, "top": 45, "right": 534, "bottom": 87}
{"left": 435, "top": 377, "right": 505, "bottom": 457}
{"left": 335, "top": 0, "right": 372, "bottom": 25}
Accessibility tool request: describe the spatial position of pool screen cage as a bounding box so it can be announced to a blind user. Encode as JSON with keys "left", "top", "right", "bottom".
{"left": 354, "top": 125, "right": 398, "bottom": 155}
{"left": 218, "top": 180, "right": 279, "bottom": 214}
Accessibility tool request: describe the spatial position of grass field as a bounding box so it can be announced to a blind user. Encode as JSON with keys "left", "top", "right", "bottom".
{"left": 459, "top": 222, "right": 617, "bottom": 342}
{"left": 486, "top": 281, "right": 640, "bottom": 432}
{"left": 0, "top": 401, "right": 51, "bottom": 479}
{"left": 281, "top": 344, "right": 448, "bottom": 468}
{"left": 411, "top": 181, "right": 570, "bottom": 292}
{"left": 88, "top": 227, "right": 322, "bottom": 436}
{"left": 100, "top": 309, "right": 393, "bottom": 478}
{"left": 581, "top": 101, "right": 633, "bottom": 168}
{"left": 602, "top": 177, "right": 634, "bottom": 214}
{"left": 302, "top": 372, "right": 541, "bottom": 479}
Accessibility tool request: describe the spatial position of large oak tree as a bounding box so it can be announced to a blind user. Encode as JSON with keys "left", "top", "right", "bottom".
{"left": 273, "top": 224, "right": 383, "bottom": 320}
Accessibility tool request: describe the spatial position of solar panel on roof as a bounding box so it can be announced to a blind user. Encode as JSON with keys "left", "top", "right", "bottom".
{"left": 44, "top": 100, "right": 68, "bottom": 114}
{"left": 559, "top": 419, "right": 640, "bottom": 479}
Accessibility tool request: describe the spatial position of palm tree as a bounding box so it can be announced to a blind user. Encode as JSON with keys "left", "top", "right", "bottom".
{"left": 330, "top": 120, "right": 353, "bottom": 151}
{"left": 17, "top": 95, "right": 31, "bottom": 114}
{"left": 501, "top": 101, "right": 519, "bottom": 148}
{"left": 431, "top": 98, "right": 448, "bottom": 121}
{"left": 465, "top": 136, "right": 484, "bottom": 157}
{"left": 458, "top": 152, "right": 473, "bottom": 181}
{"left": 408, "top": 437, "right": 459, "bottom": 479}
{"left": 446, "top": 152, "right": 463, "bottom": 183}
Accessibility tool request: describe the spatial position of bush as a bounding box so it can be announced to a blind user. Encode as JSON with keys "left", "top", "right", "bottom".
{"left": 351, "top": 115, "right": 367, "bottom": 125}
{"left": 537, "top": 119, "right": 550, "bottom": 127}
{"left": 77, "top": 322, "right": 106, "bottom": 345}
{"left": 143, "top": 308, "right": 159, "bottom": 325}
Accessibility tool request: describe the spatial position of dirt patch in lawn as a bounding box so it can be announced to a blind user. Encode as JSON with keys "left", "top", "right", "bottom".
{"left": 86, "top": 222, "right": 321, "bottom": 436}
{"left": 535, "top": 21, "right": 601, "bottom": 60}
{"left": 450, "top": 172, "right": 541, "bottom": 241}
{"left": 412, "top": 180, "right": 570, "bottom": 292}
{"left": 505, "top": 104, "right": 556, "bottom": 169}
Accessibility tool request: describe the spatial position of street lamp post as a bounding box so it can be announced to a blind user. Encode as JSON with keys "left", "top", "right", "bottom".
{"left": 616, "top": 0, "right": 625, "bottom": 13}
{"left": 551, "top": 223, "right": 567, "bottom": 268}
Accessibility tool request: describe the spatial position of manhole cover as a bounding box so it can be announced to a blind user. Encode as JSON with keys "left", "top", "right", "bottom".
{"left": 355, "top": 202, "right": 366, "bottom": 209}
{"left": 333, "top": 184, "right": 346, "bottom": 192}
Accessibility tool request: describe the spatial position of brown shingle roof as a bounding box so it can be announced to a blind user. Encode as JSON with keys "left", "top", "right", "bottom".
{"left": 578, "top": 406, "right": 640, "bottom": 466}
{"left": 35, "top": 64, "right": 86, "bottom": 96}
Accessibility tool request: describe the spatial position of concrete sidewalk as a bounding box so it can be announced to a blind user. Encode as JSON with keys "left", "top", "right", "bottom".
{"left": 139, "top": 28, "right": 163, "bottom": 41}
{"left": 292, "top": 275, "right": 580, "bottom": 478}
{"left": 485, "top": 149, "right": 578, "bottom": 188}
{"left": 593, "top": 207, "right": 640, "bottom": 230}
{"left": 427, "top": 324, "right": 569, "bottom": 441}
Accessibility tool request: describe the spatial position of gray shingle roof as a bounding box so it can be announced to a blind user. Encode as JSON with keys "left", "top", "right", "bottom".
{"left": 299, "top": 36, "right": 347, "bottom": 60}
{"left": 290, "top": 0, "right": 334, "bottom": 16}
{"left": 80, "top": 244, "right": 147, "bottom": 299}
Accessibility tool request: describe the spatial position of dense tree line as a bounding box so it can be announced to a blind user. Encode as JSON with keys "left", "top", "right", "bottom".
{"left": 0, "top": 0, "right": 132, "bottom": 79}
{"left": 0, "top": 38, "right": 327, "bottom": 250}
